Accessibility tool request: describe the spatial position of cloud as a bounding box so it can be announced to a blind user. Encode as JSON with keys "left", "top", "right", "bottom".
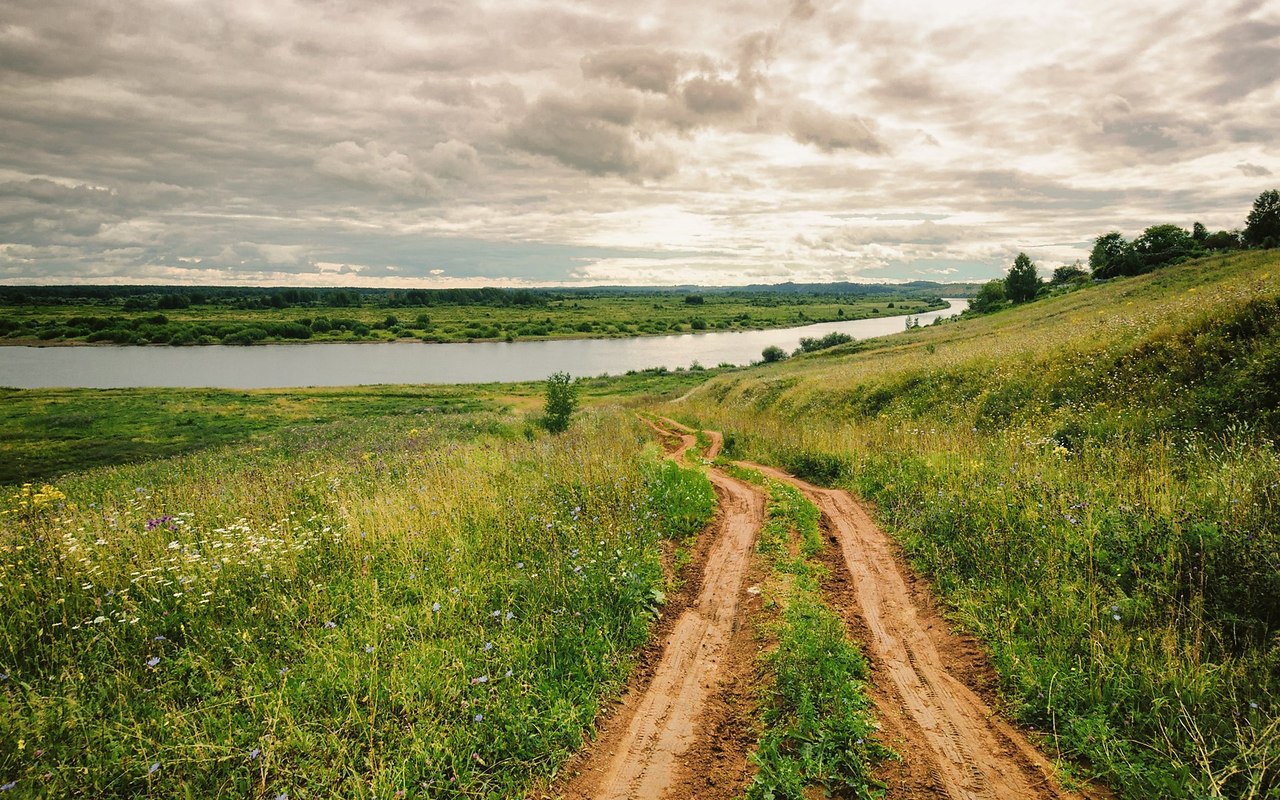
{"left": 315, "top": 141, "right": 440, "bottom": 198}
{"left": 508, "top": 92, "right": 674, "bottom": 179}
{"left": 788, "top": 103, "right": 886, "bottom": 154}
{"left": 1201, "top": 17, "right": 1280, "bottom": 103}
{"left": 0, "top": 0, "right": 1275, "bottom": 287}
{"left": 582, "top": 48, "right": 681, "bottom": 94}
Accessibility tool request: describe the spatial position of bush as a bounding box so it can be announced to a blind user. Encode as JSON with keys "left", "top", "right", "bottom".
{"left": 795, "top": 332, "right": 853, "bottom": 354}
{"left": 761, "top": 345, "right": 788, "bottom": 363}
{"left": 543, "top": 371, "right": 578, "bottom": 433}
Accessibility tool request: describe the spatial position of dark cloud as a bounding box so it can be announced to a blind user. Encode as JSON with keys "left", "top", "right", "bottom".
{"left": 788, "top": 104, "right": 886, "bottom": 154}
{"left": 508, "top": 93, "right": 674, "bottom": 179}
{"left": 582, "top": 48, "right": 681, "bottom": 94}
{"left": 1237, "top": 162, "right": 1273, "bottom": 177}
{"left": 1202, "top": 18, "right": 1280, "bottom": 102}
{"left": 681, "top": 76, "right": 755, "bottom": 116}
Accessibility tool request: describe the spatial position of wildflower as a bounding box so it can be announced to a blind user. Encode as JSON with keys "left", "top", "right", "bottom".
{"left": 148, "top": 763, "right": 160, "bottom": 775}
{"left": 365, "top": 646, "right": 374, "bottom": 654}
{"left": 491, "top": 610, "right": 500, "bottom": 618}
{"left": 505, "top": 611, "right": 514, "bottom": 621}
{"left": 1112, "top": 614, "right": 1120, "bottom": 621}
{"left": 323, "top": 621, "right": 336, "bottom": 629}
{"left": 1, "top": 782, "right": 15, "bottom": 791}
{"left": 483, "top": 641, "right": 493, "bottom": 651}
{"left": 276, "top": 794, "right": 289, "bottom": 800}
{"left": 470, "top": 675, "right": 488, "bottom": 685}
{"left": 249, "top": 748, "right": 261, "bottom": 760}
{"left": 154, "top": 635, "right": 166, "bottom": 641}
{"left": 474, "top": 714, "right": 483, "bottom": 722}
{"left": 278, "top": 667, "right": 289, "bottom": 676}
{"left": 505, "top": 669, "right": 513, "bottom": 678}
{"left": 146, "top": 656, "right": 160, "bottom": 668}
{"left": 431, "top": 602, "right": 441, "bottom": 612}
{"left": 516, "top": 562, "right": 524, "bottom": 569}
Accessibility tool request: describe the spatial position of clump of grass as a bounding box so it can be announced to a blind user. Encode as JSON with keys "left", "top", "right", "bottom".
{"left": 742, "top": 475, "right": 890, "bottom": 800}
{"left": 0, "top": 409, "right": 713, "bottom": 798}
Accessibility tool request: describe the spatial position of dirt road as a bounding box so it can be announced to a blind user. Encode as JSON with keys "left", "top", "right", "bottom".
{"left": 558, "top": 421, "right": 763, "bottom": 799}
{"left": 747, "top": 461, "right": 1087, "bottom": 800}
{"left": 554, "top": 420, "right": 1090, "bottom": 800}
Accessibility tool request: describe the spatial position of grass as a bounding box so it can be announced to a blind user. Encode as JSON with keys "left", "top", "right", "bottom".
{"left": 0, "top": 367, "right": 727, "bottom": 487}
{"left": 0, "top": 408, "right": 715, "bottom": 798}
{"left": 0, "top": 292, "right": 948, "bottom": 346}
{"left": 664, "top": 250, "right": 1280, "bottom": 799}
{"left": 725, "top": 466, "right": 889, "bottom": 800}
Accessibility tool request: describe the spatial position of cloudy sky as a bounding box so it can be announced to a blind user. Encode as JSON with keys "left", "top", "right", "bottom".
{"left": 1, "top": 0, "right": 1276, "bottom": 287}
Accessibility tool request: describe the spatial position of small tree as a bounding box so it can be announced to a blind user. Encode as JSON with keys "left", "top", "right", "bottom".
{"left": 1005, "top": 252, "right": 1041, "bottom": 303}
{"left": 543, "top": 371, "right": 578, "bottom": 433}
{"left": 1089, "top": 231, "right": 1136, "bottom": 279}
{"left": 1244, "top": 189, "right": 1280, "bottom": 247}
{"left": 1051, "top": 262, "right": 1088, "bottom": 285}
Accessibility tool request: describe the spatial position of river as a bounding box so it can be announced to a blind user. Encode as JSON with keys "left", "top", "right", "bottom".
{"left": 0, "top": 300, "right": 967, "bottom": 389}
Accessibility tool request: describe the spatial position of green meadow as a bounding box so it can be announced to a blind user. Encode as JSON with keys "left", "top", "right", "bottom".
{"left": 664, "top": 249, "right": 1280, "bottom": 798}
{"left": 0, "top": 286, "right": 949, "bottom": 346}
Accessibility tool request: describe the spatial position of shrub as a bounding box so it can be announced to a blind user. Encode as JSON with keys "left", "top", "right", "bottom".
{"left": 543, "top": 371, "right": 578, "bottom": 433}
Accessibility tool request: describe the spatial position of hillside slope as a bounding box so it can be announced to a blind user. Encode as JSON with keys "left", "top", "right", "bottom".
{"left": 666, "top": 250, "right": 1280, "bottom": 799}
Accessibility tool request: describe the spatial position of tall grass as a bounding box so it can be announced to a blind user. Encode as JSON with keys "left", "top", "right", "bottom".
{"left": 0, "top": 409, "right": 712, "bottom": 798}
{"left": 667, "top": 251, "right": 1280, "bottom": 798}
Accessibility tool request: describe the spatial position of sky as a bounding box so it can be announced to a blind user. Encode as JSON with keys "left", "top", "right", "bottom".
{"left": 1, "top": 0, "right": 1277, "bottom": 288}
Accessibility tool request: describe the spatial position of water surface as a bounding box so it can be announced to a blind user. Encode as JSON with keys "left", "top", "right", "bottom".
{"left": 1, "top": 300, "right": 967, "bottom": 389}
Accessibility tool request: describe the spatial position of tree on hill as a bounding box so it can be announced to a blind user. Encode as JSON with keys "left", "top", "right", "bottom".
{"left": 1204, "top": 230, "right": 1242, "bottom": 251}
{"left": 1004, "top": 252, "right": 1041, "bottom": 303}
{"left": 1089, "top": 231, "right": 1137, "bottom": 279}
{"left": 969, "top": 279, "right": 1006, "bottom": 313}
{"left": 1051, "top": 262, "right": 1089, "bottom": 284}
{"left": 1244, "top": 189, "right": 1280, "bottom": 248}
{"left": 1133, "top": 224, "right": 1199, "bottom": 270}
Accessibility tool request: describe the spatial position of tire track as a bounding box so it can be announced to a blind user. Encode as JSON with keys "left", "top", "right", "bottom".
{"left": 557, "top": 420, "right": 762, "bottom": 800}
{"left": 745, "top": 461, "right": 1091, "bottom": 800}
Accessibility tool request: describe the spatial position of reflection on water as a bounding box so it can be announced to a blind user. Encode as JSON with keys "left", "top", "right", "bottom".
{"left": 1, "top": 300, "right": 967, "bottom": 389}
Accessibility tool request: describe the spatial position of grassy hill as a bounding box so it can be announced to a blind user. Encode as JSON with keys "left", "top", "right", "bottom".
{"left": 663, "top": 249, "right": 1280, "bottom": 798}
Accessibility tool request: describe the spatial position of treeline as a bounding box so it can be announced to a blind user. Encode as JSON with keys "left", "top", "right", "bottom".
{"left": 969, "top": 189, "right": 1280, "bottom": 314}
{"left": 0, "top": 314, "right": 389, "bottom": 345}
{"left": 0, "top": 285, "right": 551, "bottom": 310}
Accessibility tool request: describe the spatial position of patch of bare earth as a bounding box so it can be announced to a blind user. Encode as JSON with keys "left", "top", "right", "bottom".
{"left": 748, "top": 461, "right": 1107, "bottom": 800}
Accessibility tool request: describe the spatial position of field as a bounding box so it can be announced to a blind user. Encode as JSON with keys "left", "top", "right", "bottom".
{"left": 663, "top": 249, "right": 1280, "bottom": 798}
{"left": 3, "top": 250, "right": 1278, "bottom": 799}
{"left": 0, "top": 367, "right": 727, "bottom": 485}
{"left": 0, "top": 409, "right": 715, "bottom": 797}
{"left": 0, "top": 287, "right": 951, "bottom": 346}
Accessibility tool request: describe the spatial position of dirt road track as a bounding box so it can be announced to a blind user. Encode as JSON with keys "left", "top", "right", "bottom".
{"left": 748, "top": 461, "right": 1089, "bottom": 800}
{"left": 558, "top": 421, "right": 763, "bottom": 799}
{"left": 553, "top": 418, "right": 1095, "bottom": 800}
